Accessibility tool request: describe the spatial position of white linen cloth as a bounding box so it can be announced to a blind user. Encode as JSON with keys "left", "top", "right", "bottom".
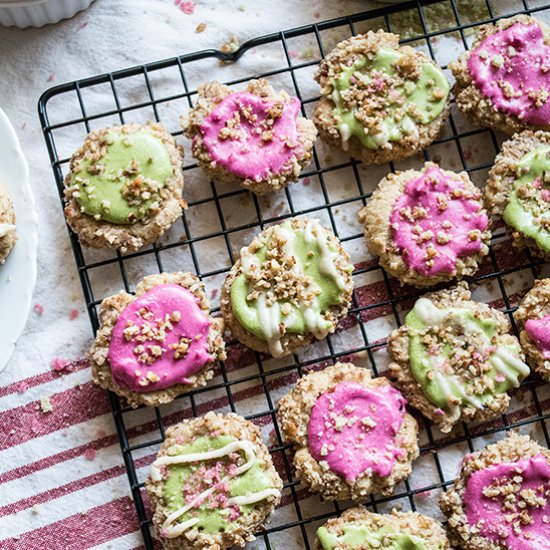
{"left": 1, "top": 1, "right": 549, "bottom": 549}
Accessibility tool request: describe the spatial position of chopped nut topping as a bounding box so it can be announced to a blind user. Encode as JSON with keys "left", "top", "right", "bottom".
{"left": 169, "top": 336, "right": 192, "bottom": 360}
{"left": 122, "top": 307, "right": 190, "bottom": 365}
{"left": 243, "top": 225, "right": 321, "bottom": 308}
{"left": 480, "top": 469, "right": 549, "bottom": 533}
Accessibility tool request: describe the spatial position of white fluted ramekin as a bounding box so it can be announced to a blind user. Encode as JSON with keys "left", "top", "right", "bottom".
{"left": 0, "top": 0, "right": 95, "bottom": 28}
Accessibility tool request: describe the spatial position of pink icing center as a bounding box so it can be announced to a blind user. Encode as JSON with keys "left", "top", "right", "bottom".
{"left": 389, "top": 166, "right": 488, "bottom": 276}
{"left": 307, "top": 381, "right": 406, "bottom": 483}
{"left": 107, "top": 284, "right": 214, "bottom": 392}
{"left": 526, "top": 313, "right": 550, "bottom": 359}
{"left": 199, "top": 91, "right": 302, "bottom": 182}
{"left": 468, "top": 22, "right": 550, "bottom": 126}
{"left": 464, "top": 454, "right": 550, "bottom": 550}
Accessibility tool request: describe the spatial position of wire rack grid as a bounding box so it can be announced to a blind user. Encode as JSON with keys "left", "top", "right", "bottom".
{"left": 38, "top": 0, "right": 550, "bottom": 548}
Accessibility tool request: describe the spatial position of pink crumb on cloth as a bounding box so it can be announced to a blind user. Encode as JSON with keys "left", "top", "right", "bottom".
{"left": 175, "top": 0, "right": 195, "bottom": 14}
{"left": 50, "top": 358, "right": 69, "bottom": 372}
{"left": 84, "top": 449, "right": 96, "bottom": 461}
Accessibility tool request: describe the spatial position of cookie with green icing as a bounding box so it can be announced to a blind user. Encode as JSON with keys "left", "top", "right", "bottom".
{"left": 314, "top": 30, "right": 450, "bottom": 165}
{"left": 315, "top": 506, "right": 450, "bottom": 550}
{"left": 146, "top": 412, "right": 283, "bottom": 550}
{"left": 389, "top": 282, "right": 529, "bottom": 433}
{"left": 486, "top": 130, "right": 550, "bottom": 260}
{"left": 221, "top": 218, "right": 354, "bottom": 358}
{"left": 64, "top": 122, "right": 184, "bottom": 251}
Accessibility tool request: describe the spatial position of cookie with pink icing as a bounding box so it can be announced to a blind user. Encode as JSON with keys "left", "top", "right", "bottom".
{"left": 515, "top": 278, "right": 550, "bottom": 382}
{"left": 182, "top": 79, "right": 317, "bottom": 195}
{"left": 359, "top": 162, "right": 491, "bottom": 288}
{"left": 440, "top": 431, "right": 550, "bottom": 550}
{"left": 451, "top": 15, "right": 550, "bottom": 135}
{"left": 278, "top": 362, "right": 419, "bottom": 501}
{"left": 89, "top": 272, "right": 226, "bottom": 408}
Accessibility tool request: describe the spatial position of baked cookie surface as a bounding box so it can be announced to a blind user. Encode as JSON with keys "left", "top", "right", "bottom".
{"left": 389, "top": 282, "right": 530, "bottom": 433}
{"left": 485, "top": 130, "right": 550, "bottom": 260}
{"left": 314, "top": 30, "right": 450, "bottom": 165}
{"left": 182, "top": 79, "right": 317, "bottom": 195}
{"left": 0, "top": 180, "right": 16, "bottom": 264}
{"left": 315, "top": 506, "right": 450, "bottom": 549}
{"left": 89, "top": 272, "right": 225, "bottom": 408}
{"left": 221, "top": 218, "right": 353, "bottom": 358}
{"left": 358, "top": 162, "right": 490, "bottom": 288}
{"left": 514, "top": 278, "right": 550, "bottom": 381}
{"left": 440, "top": 431, "right": 550, "bottom": 550}
{"left": 146, "top": 412, "right": 283, "bottom": 549}
{"left": 64, "top": 122, "right": 184, "bottom": 251}
{"left": 450, "top": 15, "right": 550, "bottom": 134}
{"left": 278, "top": 363, "right": 419, "bottom": 501}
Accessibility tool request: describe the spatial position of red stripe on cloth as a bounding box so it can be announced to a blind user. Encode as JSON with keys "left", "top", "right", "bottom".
{"left": 0, "top": 453, "right": 154, "bottom": 517}
{"left": 0, "top": 433, "right": 119, "bottom": 484}
{"left": 0, "top": 496, "right": 140, "bottom": 550}
{"left": 0, "top": 381, "right": 110, "bottom": 451}
{"left": 0, "top": 359, "right": 89, "bottom": 398}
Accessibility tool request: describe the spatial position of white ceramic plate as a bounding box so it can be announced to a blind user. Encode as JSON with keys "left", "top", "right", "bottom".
{"left": 0, "top": 107, "right": 38, "bottom": 373}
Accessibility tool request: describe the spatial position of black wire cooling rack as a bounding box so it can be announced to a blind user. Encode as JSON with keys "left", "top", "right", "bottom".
{"left": 39, "top": 0, "right": 550, "bottom": 547}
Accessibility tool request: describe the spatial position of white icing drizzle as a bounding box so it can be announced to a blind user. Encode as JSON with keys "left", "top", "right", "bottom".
{"left": 0, "top": 223, "right": 16, "bottom": 238}
{"left": 240, "top": 220, "right": 345, "bottom": 357}
{"left": 432, "top": 371, "right": 463, "bottom": 423}
{"left": 410, "top": 298, "right": 529, "bottom": 412}
{"left": 240, "top": 246, "right": 258, "bottom": 272}
{"left": 338, "top": 127, "right": 351, "bottom": 151}
{"left": 432, "top": 371, "right": 459, "bottom": 418}
{"left": 490, "top": 348, "right": 531, "bottom": 384}
{"left": 413, "top": 297, "right": 446, "bottom": 324}
{"left": 150, "top": 440, "right": 281, "bottom": 539}
{"left": 226, "top": 488, "right": 281, "bottom": 506}
{"left": 303, "top": 220, "right": 346, "bottom": 290}
{"left": 257, "top": 293, "right": 284, "bottom": 357}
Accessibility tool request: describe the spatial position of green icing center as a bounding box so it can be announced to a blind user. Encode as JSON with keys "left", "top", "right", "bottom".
{"left": 317, "top": 523, "right": 434, "bottom": 550}
{"left": 331, "top": 46, "right": 449, "bottom": 150}
{"left": 72, "top": 127, "right": 173, "bottom": 225}
{"left": 503, "top": 145, "right": 550, "bottom": 252}
{"left": 405, "top": 298, "right": 529, "bottom": 421}
{"left": 230, "top": 220, "right": 351, "bottom": 357}
{"left": 162, "top": 435, "right": 276, "bottom": 535}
